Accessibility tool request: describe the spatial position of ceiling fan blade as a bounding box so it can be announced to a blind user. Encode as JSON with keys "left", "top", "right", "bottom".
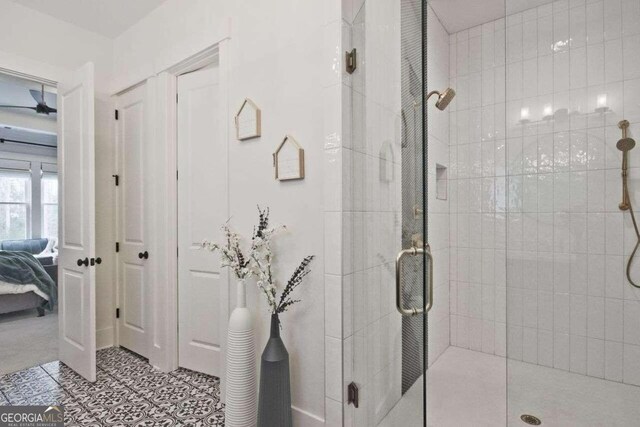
{"left": 29, "top": 89, "right": 56, "bottom": 109}
{"left": 29, "top": 89, "right": 44, "bottom": 105}
{"left": 0, "top": 105, "right": 38, "bottom": 111}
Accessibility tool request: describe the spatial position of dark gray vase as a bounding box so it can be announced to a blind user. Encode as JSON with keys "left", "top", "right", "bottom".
{"left": 257, "top": 314, "right": 292, "bottom": 427}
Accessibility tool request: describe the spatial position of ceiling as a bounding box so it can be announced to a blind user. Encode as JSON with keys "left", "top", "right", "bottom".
{"left": 6, "top": 0, "right": 167, "bottom": 38}
{"left": 430, "top": 0, "right": 552, "bottom": 33}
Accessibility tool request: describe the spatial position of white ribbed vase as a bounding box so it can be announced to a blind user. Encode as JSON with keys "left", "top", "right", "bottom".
{"left": 225, "top": 280, "right": 257, "bottom": 427}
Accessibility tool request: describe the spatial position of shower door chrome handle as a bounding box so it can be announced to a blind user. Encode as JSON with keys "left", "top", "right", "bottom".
{"left": 395, "top": 244, "right": 434, "bottom": 316}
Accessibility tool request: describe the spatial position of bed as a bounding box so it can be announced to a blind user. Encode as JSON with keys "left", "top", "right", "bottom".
{"left": 0, "top": 239, "right": 58, "bottom": 317}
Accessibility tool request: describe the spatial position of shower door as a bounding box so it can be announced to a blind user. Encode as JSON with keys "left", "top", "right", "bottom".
{"left": 345, "top": 0, "right": 429, "bottom": 425}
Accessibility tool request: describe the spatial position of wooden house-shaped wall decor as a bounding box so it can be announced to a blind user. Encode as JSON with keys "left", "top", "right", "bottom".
{"left": 273, "top": 135, "right": 305, "bottom": 181}
{"left": 234, "top": 98, "right": 261, "bottom": 141}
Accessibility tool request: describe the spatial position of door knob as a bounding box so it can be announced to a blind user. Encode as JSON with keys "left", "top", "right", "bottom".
{"left": 95, "top": 257, "right": 102, "bottom": 265}
{"left": 138, "top": 251, "right": 149, "bottom": 260}
{"left": 77, "top": 257, "right": 89, "bottom": 267}
{"left": 90, "top": 257, "right": 102, "bottom": 266}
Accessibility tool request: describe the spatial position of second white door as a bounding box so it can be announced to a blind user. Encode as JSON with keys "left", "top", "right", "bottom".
{"left": 117, "top": 83, "right": 151, "bottom": 358}
{"left": 177, "top": 65, "right": 225, "bottom": 376}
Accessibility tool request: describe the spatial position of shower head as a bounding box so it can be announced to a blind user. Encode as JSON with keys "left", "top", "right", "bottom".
{"left": 618, "top": 120, "right": 635, "bottom": 152}
{"left": 417, "top": 88, "right": 456, "bottom": 110}
{"left": 435, "top": 88, "right": 456, "bottom": 111}
{"left": 617, "top": 137, "right": 636, "bottom": 152}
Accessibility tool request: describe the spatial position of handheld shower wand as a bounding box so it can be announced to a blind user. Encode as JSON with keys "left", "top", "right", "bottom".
{"left": 618, "top": 120, "right": 635, "bottom": 210}
{"left": 617, "top": 120, "right": 640, "bottom": 288}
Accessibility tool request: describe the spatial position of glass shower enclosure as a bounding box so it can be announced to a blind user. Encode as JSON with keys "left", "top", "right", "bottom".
{"left": 344, "top": 0, "right": 430, "bottom": 425}
{"left": 343, "top": 0, "right": 640, "bottom": 425}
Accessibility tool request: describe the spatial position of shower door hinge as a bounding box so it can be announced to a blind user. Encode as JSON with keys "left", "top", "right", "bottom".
{"left": 347, "top": 382, "right": 359, "bottom": 408}
{"left": 346, "top": 48, "right": 357, "bottom": 74}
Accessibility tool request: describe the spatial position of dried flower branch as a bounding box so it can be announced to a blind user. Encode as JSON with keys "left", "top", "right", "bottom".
{"left": 202, "top": 221, "right": 253, "bottom": 280}
{"left": 203, "top": 206, "right": 313, "bottom": 315}
{"left": 275, "top": 255, "right": 314, "bottom": 314}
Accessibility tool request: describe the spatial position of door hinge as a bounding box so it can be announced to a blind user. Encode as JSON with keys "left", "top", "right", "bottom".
{"left": 115, "top": 110, "right": 119, "bottom": 120}
{"left": 347, "top": 382, "right": 359, "bottom": 408}
{"left": 346, "top": 48, "right": 357, "bottom": 74}
{"left": 116, "top": 308, "right": 120, "bottom": 319}
{"left": 177, "top": 246, "right": 179, "bottom": 257}
{"left": 176, "top": 93, "right": 179, "bottom": 103}
{"left": 176, "top": 170, "right": 179, "bottom": 180}
{"left": 115, "top": 242, "right": 120, "bottom": 253}
{"left": 112, "top": 174, "right": 119, "bottom": 186}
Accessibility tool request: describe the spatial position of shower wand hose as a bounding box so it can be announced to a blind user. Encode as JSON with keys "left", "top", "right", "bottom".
{"left": 623, "top": 195, "right": 640, "bottom": 289}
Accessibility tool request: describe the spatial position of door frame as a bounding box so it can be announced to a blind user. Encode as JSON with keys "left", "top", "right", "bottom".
{"left": 151, "top": 42, "right": 230, "bottom": 385}
{"left": 175, "top": 64, "right": 226, "bottom": 377}
{"left": 113, "top": 80, "right": 154, "bottom": 358}
{"left": 111, "top": 38, "right": 230, "bottom": 396}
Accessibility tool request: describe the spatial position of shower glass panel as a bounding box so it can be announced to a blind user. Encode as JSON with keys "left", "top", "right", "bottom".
{"left": 344, "top": 0, "right": 428, "bottom": 425}
{"left": 504, "top": 0, "right": 640, "bottom": 425}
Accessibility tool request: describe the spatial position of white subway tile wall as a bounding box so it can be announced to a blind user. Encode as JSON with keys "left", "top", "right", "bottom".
{"left": 449, "top": 0, "right": 640, "bottom": 387}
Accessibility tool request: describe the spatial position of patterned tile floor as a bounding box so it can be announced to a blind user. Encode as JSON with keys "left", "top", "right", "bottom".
{"left": 0, "top": 347, "right": 225, "bottom": 426}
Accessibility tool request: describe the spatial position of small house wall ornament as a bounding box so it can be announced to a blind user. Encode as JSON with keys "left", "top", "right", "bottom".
{"left": 235, "top": 98, "right": 261, "bottom": 141}
{"left": 273, "top": 135, "right": 305, "bottom": 181}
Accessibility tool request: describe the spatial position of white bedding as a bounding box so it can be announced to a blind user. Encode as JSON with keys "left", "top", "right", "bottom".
{"left": 0, "top": 280, "right": 49, "bottom": 301}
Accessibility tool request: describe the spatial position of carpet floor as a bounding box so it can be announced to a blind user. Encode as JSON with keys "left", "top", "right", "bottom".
{"left": 0, "top": 307, "right": 58, "bottom": 374}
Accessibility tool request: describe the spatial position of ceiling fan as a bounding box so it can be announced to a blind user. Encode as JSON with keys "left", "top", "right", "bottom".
{"left": 0, "top": 84, "right": 57, "bottom": 115}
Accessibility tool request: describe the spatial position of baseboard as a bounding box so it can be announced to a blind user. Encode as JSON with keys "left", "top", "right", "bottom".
{"left": 97, "top": 327, "right": 114, "bottom": 350}
{"left": 292, "top": 405, "right": 324, "bottom": 427}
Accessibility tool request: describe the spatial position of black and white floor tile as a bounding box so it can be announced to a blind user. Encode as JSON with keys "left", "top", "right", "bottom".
{"left": 0, "top": 347, "right": 225, "bottom": 426}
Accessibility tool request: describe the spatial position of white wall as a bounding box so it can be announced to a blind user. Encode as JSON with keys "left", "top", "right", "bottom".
{"left": 112, "top": 0, "right": 229, "bottom": 93}
{"left": 113, "top": 1, "right": 341, "bottom": 425}
{"left": 0, "top": 0, "right": 113, "bottom": 91}
{"left": 449, "top": 0, "right": 640, "bottom": 386}
{"left": 0, "top": 0, "right": 116, "bottom": 349}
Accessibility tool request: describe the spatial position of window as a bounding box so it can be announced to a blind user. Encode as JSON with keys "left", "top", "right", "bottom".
{"left": 0, "top": 171, "right": 31, "bottom": 240}
{"left": 41, "top": 172, "right": 58, "bottom": 239}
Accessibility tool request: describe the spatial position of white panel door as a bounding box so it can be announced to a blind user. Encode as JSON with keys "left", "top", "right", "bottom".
{"left": 117, "top": 83, "right": 150, "bottom": 358}
{"left": 57, "top": 62, "right": 96, "bottom": 382}
{"left": 178, "top": 66, "right": 225, "bottom": 376}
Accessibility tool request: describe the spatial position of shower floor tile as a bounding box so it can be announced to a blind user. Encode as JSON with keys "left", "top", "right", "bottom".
{"left": 380, "top": 346, "right": 640, "bottom": 426}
